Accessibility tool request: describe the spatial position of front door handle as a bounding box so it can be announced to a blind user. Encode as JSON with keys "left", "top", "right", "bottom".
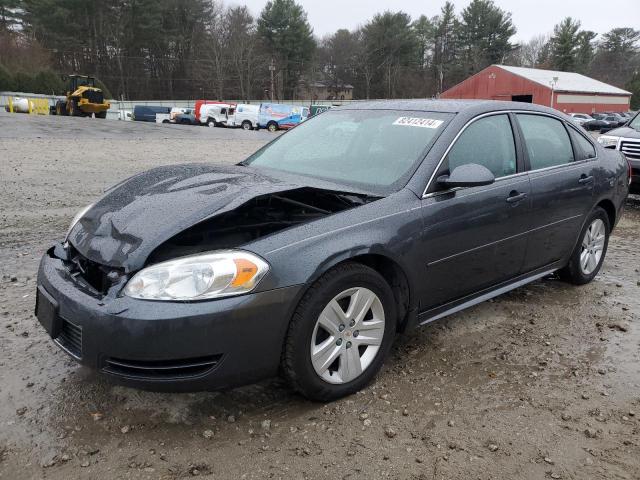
{"left": 579, "top": 175, "right": 594, "bottom": 184}
{"left": 506, "top": 191, "right": 527, "bottom": 203}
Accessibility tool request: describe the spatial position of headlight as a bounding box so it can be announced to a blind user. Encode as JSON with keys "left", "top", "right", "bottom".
{"left": 597, "top": 135, "right": 619, "bottom": 148}
{"left": 66, "top": 203, "right": 94, "bottom": 241}
{"left": 123, "top": 250, "right": 269, "bottom": 301}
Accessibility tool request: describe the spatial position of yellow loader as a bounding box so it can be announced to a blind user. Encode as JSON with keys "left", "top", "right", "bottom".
{"left": 55, "top": 75, "right": 110, "bottom": 118}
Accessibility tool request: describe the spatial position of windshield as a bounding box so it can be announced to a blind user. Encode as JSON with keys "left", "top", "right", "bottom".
{"left": 244, "top": 109, "right": 452, "bottom": 194}
{"left": 629, "top": 112, "right": 640, "bottom": 130}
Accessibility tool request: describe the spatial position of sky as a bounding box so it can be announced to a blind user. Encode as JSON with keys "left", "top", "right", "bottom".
{"left": 235, "top": 0, "right": 640, "bottom": 42}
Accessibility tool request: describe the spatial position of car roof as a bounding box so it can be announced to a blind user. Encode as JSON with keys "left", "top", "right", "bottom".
{"left": 333, "top": 99, "right": 563, "bottom": 116}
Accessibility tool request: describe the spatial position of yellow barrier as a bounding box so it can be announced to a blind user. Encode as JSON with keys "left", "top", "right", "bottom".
{"left": 7, "top": 96, "right": 50, "bottom": 115}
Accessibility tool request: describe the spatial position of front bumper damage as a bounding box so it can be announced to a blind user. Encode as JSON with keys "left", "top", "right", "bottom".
{"left": 35, "top": 242, "right": 301, "bottom": 391}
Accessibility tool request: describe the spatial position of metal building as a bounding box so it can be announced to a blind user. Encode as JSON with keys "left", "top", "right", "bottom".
{"left": 440, "top": 65, "right": 632, "bottom": 114}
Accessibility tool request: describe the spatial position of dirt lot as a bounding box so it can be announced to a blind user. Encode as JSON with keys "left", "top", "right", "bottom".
{"left": 1, "top": 113, "right": 639, "bottom": 480}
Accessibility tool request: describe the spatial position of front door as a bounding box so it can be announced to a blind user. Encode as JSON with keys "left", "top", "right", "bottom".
{"left": 417, "top": 113, "right": 531, "bottom": 310}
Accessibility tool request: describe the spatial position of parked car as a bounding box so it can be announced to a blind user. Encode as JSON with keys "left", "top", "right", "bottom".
{"left": 199, "top": 103, "right": 235, "bottom": 127}
{"left": 310, "top": 104, "right": 332, "bottom": 117}
{"left": 592, "top": 113, "right": 624, "bottom": 133}
{"left": 569, "top": 113, "right": 598, "bottom": 130}
{"left": 35, "top": 100, "right": 630, "bottom": 401}
{"left": 258, "top": 103, "right": 309, "bottom": 131}
{"left": 133, "top": 105, "right": 171, "bottom": 122}
{"left": 174, "top": 109, "right": 198, "bottom": 125}
{"left": 194, "top": 100, "right": 230, "bottom": 121}
{"left": 598, "top": 110, "right": 640, "bottom": 194}
{"left": 155, "top": 113, "right": 171, "bottom": 124}
{"left": 569, "top": 113, "right": 593, "bottom": 125}
{"left": 227, "top": 104, "right": 260, "bottom": 130}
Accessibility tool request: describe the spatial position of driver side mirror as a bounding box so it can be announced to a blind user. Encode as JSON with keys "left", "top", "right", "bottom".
{"left": 437, "top": 163, "right": 496, "bottom": 188}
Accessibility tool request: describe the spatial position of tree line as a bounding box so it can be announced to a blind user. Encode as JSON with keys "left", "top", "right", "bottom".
{"left": 0, "top": 0, "right": 638, "bottom": 107}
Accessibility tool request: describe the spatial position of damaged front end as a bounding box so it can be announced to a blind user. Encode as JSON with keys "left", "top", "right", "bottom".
{"left": 59, "top": 168, "right": 378, "bottom": 299}
{"left": 148, "top": 187, "right": 375, "bottom": 264}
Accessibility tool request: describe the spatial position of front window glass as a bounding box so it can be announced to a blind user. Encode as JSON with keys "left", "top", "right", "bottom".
{"left": 244, "top": 109, "right": 452, "bottom": 194}
{"left": 517, "top": 114, "right": 574, "bottom": 170}
{"left": 437, "top": 114, "right": 517, "bottom": 182}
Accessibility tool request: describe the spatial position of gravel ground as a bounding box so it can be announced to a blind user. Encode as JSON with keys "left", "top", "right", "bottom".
{"left": 0, "top": 112, "right": 639, "bottom": 480}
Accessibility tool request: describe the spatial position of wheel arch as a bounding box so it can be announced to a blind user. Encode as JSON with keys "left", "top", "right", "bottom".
{"left": 596, "top": 198, "right": 616, "bottom": 232}
{"left": 287, "top": 249, "right": 416, "bottom": 333}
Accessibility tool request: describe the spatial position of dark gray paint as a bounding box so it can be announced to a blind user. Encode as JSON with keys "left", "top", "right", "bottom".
{"left": 37, "top": 99, "right": 630, "bottom": 391}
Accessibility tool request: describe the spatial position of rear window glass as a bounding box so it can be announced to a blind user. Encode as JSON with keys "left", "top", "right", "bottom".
{"left": 517, "top": 114, "right": 574, "bottom": 170}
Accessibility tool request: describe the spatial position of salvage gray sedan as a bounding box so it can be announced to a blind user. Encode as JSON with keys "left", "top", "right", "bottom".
{"left": 35, "top": 100, "right": 631, "bottom": 401}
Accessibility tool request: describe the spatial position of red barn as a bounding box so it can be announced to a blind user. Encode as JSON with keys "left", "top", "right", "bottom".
{"left": 440, "top": 65, "right": 632, "bottom": 114}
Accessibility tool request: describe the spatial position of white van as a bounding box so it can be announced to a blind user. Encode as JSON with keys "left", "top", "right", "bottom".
{"left": 199, "top": 103, "right": 235, "bottom": 127}
{"left": 228, "top": 104, "right": 260, "bottom": 130}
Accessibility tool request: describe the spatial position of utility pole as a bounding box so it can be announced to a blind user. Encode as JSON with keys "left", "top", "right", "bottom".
{"left": 549, "top": 76, "right": 559, "bottom": 109}
{"left": 269, "top": 57, "right": 276, "bottom": 102}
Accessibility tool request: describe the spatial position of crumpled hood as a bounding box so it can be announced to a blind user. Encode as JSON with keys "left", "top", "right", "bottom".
{"left": 68, "top": 164, "right": 303, "bottom": 272}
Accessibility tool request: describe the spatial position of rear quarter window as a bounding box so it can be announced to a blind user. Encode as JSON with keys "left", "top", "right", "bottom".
{"left": 569, "top": 128, "right": 597, "bottom": 161}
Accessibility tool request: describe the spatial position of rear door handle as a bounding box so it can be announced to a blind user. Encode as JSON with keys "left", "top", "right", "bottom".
{"left": 506, "top": 191, "right": 527, "bottom": 203}
{"left": 579, "top": 175, "right": 594, "bottom": 184}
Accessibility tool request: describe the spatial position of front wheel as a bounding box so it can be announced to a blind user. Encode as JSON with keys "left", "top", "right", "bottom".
{"left": 282, "top": 263, "right": 396, "bottom": 401}
{"left": 559, "top": 207, "right": 610, "bottom": 285}
{"left": 267, "top": 121, "right": 278, "bottom": 132}
{"left": 241, "top": 120, "right": 252, "bottom": 130}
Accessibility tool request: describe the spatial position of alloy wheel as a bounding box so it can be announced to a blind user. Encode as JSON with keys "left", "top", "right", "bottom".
{"left": 310, "top": 287, "right": 385, "bottom": 384}
{"left": 580, "top": 218, "right": 606, "bottom": 275}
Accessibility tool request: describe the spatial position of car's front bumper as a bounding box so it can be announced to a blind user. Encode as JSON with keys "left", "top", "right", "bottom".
{"left": 35, "top": 244, "right": 302, "bottom": 391}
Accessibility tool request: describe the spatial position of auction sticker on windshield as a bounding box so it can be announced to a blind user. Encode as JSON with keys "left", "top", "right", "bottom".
{"left": 392, "top": 117, "right": 444, "bottom": 128}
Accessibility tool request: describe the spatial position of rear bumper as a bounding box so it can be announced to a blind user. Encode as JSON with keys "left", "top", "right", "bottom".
{"left": 36, "top": 245, "right": 302, "bottom": 391}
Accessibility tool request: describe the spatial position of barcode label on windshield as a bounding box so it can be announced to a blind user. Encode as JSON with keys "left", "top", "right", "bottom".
{"left": 392, "top": 117, "right": 443, "bottom": 128}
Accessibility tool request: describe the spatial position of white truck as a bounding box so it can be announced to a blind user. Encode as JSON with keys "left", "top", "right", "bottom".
{"left": 227, "top": 104, "right": 260, "bottom": 130}
{"left": 199, "top": 103, "right": 235, "bottom": 127}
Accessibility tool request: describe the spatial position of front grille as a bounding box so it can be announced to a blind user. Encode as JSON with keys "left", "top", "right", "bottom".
{"left": 621, "top": 140, "right": 640, "bottom": 160}
{"left": 102, "top": 355, "right": 222, "bottom": 380}
{"left": 82, "top": 90, "right": 104, "bottom": 104}
{"left": 55, "top": 318, "right": 82, "bottom": 359}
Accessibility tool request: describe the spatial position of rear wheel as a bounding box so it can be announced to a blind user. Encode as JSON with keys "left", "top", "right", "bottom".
{"left": 241, "top": 120, "right": 252, "bottom": 130}
{"left": 206, "top": 118, "right": 216, "bottom": 127}
{"left": 282, "top": 263, "right": 396, "bottom": 401}
{"left": 95, "top": 111, "right": 107, "bottom": 119}
{"left": 267, "top": 121, "right": 278, "bottom": 132}
{"left": 559, "top": 207, "right": 610, "bottom": 285}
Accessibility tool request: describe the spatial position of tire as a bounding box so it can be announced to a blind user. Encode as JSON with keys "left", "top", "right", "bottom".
{"left": 162, "top": 120, "right": 170, "bottom": 124}
{"left": 282, "top": 262, "right": 397, "bottom": 402}
{"left": 70, "top": 99, "right": 82, "bottom": 117}
{"left": 267, "top": 121, "right": 278, "bottom": 132}
{"left": 559, "top": 207, "right": 610, "bottom": 285}
{"left": 241, "top": 120, "right": 252, "bottom": 131}
{"left": 206, "top": 118, "right": 216, "bottom": 128}
{"left": 55, "top": 100, "right": 67, "bottom": 116}
{"left": 95, "top": 111, "right": 107, "bottom": 119}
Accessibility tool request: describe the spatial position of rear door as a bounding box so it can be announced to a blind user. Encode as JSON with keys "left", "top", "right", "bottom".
{"left": 418, "top": 113, "right": 532, "bottom": 308}
{"left": 515, "top": 113, "right": 596, "bottom": 271}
